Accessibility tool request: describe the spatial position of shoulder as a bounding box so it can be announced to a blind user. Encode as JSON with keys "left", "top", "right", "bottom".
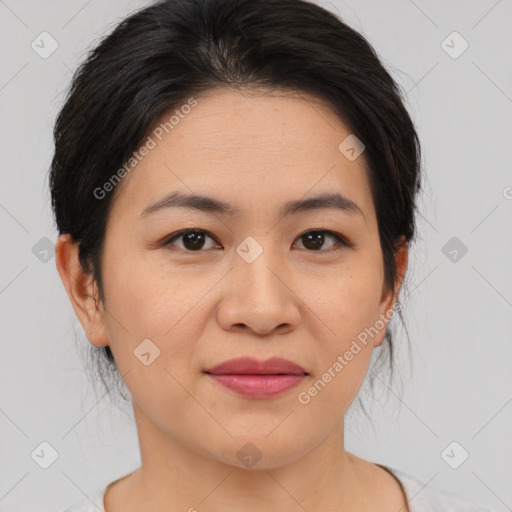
{"left": 60, "top": 488, "right": 106, "bottom": 512}
{"left": 380, "top": 465, "right": 494, "bottom": 512}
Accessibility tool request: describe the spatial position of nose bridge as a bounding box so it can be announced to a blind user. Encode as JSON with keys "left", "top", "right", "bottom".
{"left": 216, "top": 234, "right": 300, "bottom": 334}
{"left": 234, "top": 234, "right": 285, "bottom": 303}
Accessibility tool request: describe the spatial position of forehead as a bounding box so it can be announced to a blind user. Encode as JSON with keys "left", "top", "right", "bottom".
{"left": 108, "top": 87, "right": 375, "bottom": 225}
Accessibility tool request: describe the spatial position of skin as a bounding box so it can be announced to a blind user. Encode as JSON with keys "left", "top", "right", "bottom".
{"left": 56, "top": 87, "right": 409, "bottom": 512}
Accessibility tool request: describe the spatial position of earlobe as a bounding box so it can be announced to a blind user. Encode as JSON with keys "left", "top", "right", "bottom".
{"left": 54, "top": 234, "right": 109, "bottom": 347}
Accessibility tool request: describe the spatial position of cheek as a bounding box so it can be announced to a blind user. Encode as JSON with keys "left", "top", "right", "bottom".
{"left": 301, "top": 258, "right": 383, "bottom": 399}
{"left": 100, "top": 247, "right": 207, "bottom": 371}
{"left": 301, "top": 348, "right": 372, "bottom": 419}
{"left": 101, "top": 245, "right": 188, "bottom": 330}
{"left": 99, "top": 252, "right": 209, "bottom": 417}
{"left": 307, "top": 259, "right": 384, "bottom": 341}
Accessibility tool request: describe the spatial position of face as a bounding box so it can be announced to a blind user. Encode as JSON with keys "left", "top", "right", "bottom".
{"left": 59, "top": 87, "right": 406, "bottom": 470}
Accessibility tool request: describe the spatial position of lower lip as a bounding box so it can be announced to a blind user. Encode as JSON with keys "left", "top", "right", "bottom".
{"left": 205, "top": 374, "right": 306, "bottom": 398}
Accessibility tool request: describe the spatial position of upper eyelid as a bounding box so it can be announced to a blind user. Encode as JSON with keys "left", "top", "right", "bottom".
{"left": 163, "top": 229, "right": 218, "bottom": 244}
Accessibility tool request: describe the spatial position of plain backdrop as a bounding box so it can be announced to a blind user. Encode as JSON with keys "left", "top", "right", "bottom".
{"left": 1, "top": 0, "right": 511, "bottom": 510}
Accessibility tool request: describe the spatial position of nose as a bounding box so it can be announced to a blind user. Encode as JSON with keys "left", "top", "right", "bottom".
{"left": 216, "top": 248, "right": 301, "bottom": 337}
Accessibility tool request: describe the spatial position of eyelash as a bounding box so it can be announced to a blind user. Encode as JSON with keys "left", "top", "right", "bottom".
{"left": 161, "top": 229, "right": 354, "bottom": 253}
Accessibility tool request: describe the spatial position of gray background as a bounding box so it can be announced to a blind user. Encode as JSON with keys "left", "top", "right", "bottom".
{"left": 1, "top": 0, "right": 511, "bottom": 510}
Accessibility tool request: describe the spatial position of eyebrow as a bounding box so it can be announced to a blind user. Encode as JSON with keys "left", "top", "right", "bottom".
{"left": 139, "top": 191, "right": 365, "bottom": 220}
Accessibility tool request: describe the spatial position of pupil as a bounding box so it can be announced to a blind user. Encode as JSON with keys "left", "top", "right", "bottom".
{"left": 184, "top": 231, "right": 205, "bottom": 250}
{"left": 304, "top": 231, "right": 324, "bottom": 250}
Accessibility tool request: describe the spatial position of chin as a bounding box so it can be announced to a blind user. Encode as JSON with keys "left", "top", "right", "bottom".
{"left": 204, "top": 433, "right": 313, "bottom": 472}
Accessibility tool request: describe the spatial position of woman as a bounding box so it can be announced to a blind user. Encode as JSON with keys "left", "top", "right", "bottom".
{"left": 51, "top": 0, "right": 493, "bottom": 510}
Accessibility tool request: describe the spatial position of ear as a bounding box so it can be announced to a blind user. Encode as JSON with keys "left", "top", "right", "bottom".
{"left": 373, "top": 236, "right": 408, "bottom": 348}
{"left": 55, "top": 234, "right": 109, "bottom": 347}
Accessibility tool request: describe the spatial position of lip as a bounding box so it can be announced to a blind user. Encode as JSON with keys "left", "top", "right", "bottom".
{"left": 203, "top": 357, "right": 308, "bottom": 398}
{"left": 204, "top": 356, "right": 307, "bottom": 375}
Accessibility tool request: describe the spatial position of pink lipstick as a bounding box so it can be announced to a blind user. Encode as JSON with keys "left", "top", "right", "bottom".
{"left": 204, "top": 356, "right": 307, "bottom": 398}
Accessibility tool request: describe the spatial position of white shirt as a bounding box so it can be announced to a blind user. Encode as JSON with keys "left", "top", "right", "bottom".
{"left": 62, "top": 464, "right": 494, "bottom": 511}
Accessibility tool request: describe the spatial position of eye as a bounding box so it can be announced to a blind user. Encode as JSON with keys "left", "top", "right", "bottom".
{"left": 161, "top": 228, "right": 353, "bottom": 253}
{"left": 293, "top": 229, "right": 353, "bottom": 252}
{"left": 161, "top": 229, "right": 220, "bottom": 252}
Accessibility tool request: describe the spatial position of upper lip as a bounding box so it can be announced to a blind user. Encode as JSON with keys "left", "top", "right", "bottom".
{"left": 204, "top": 357, "right": 308, "bottom": 375}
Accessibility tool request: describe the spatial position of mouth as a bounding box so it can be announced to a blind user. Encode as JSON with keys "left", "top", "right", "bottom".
{"left": 203, "top": 357, "right": 308, "bottom": 398}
